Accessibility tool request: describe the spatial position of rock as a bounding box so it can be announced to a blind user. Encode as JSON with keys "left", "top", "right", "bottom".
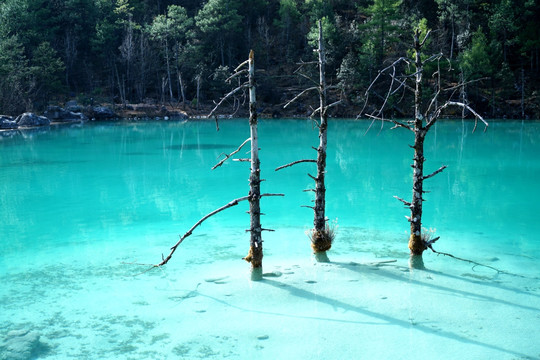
{"left": 1, "top": 329, "right": 42, "bottom": 360}
{"left": 88, "top": 106, "right": 117, "bottom": 120}
{"left": 15, "top": 113, "right": 50, "bottom": 127}
{"left": 167, "top": 111, "right": 188, "bottom": 120}
{"left": 0, "top": 115, "right": 18, "bottom": 129}
{"left": 65, "top": 100, "right": 82, "bottom": 112}
{"left": 43, "top": 106, "right": 87, "bottom": 123}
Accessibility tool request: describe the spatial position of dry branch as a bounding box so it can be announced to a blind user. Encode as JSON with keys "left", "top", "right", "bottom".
{"left": 208, "top": 84, "right": 248, "bottom": 118}
{"left": 153, "top": 193, "right": 284, "bottom": 269}
{"left": 429, "top": 248, "right": 533, "bottom": 278}
{"left": 234, "top": 59, "right": 250, "bottom": 72}
{"left": 283, "top": 86, "right": 319, "bottom": 108}
{"left": 275, "top": 159, "right": 317, "bottom": 171}
{"left": 226, "top": 69, "right": 248, "bottom": 83}
{"left": 365, "top": 114, "right": 413, "bottom": 132}
{"left": 212, "top": 137, "right": 251, "bottom": 170}
{"left": 423, "top": 165, "right": 448, "bottom": 180}
{"left": 394, "top": 195, "right": 412, "bottom": 207}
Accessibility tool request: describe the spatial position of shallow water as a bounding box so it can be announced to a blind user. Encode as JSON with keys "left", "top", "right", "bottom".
{"left": 1, "top": 119, "right": 539, "bottom": 359}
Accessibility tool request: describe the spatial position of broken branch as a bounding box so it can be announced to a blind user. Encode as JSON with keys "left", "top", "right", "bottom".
{"left": 152, "top": 193, "right": 283, "bottom": 269}
{"left": 283, "top": 86, "right": 319, "bottom": 108}
{"left": 208, "top": 84, "right": 248, "bottom": 118}
{"left": 394, "top": 195, "right": 412, "bottom": 207}
{"left": 275, "top": 159, "right": 317, "bottom": 171}
{"left": 212, "top": 137, "right": 251, "bottom": 170}
{"left": 423, "top": 165, "right": 448, "bottom": 180}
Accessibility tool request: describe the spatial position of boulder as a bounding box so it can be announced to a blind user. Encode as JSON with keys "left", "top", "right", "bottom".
{"left": 43, "top": 106, "right": 87, "bottom": 123}
{"left": 64, "top": 100, "right": 82, "bottom": 112}
{"left": 88, "top": 106, "right": 116, "bottom": 120}
{"left": 0, "top": 115, "right": 18, "bottom": 129}
{"left": 15, "top": 113, "right": 50, "bottom": 127}
{"left": 1, "top": 329, "right": 42, "bottom": 360}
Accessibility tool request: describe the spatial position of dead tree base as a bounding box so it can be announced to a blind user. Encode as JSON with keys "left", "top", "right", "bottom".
{"left": 409, "top": 254, "right": 426, "bottom": 269}
{"left": 408, "top": 234, "right": 426, "bottom": 256}
{"left": 250, "top": 266, "right": 263, "bottom": 281}
{"left": 310, "top": 228, "right": 334, "bottom": 253}
{"left": 313, "top": 251, "right": 330, "bottom": 263}
{"left": 243, "top": 246, "right": 264, "bottom": 281}
{"left": 243, "top": 246, "right": 263, "bottom": 268}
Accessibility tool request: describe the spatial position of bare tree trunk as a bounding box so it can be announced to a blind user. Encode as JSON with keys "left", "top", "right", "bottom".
{"left": 521, "top": 66, "right": 525, "bottom": 118}
{"left": 450, "top": 14, "right": 455, "bottom": 60}
{"left": 408, "top": 30, "right": 426, "bottom": 256}
{"left": 275, "top": 21, "right": 339, "bottom": 259}
{"left": 164, "top": 39, "right": 174, "bottom": 103}
{"left": 311, "top": 20, "right": 331, "bottom": 256}
{"left": 178, "top": 72, "right": 186, "bottom": 110}
{"left": 196, "top": 74, "right": 201, "bottom": 111}
{"left": 245, "top": 50, "right": 264, "bottom": 279}
{"left": 362, "top": 28, "right": 488, "bottom": 265}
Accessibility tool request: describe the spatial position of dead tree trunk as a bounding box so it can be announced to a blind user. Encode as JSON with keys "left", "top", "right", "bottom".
{"left": 276, "top": 21, "right": 341, "bottom": 260}
{"left": 208, "top": 50, "right": 283, "bottom": 279}
{"left": 150, "top": 52, "right": 283, "bottom": 280}
{"left": 362, "top": 28, "right": 488, "bottom": 263}
{"left": 245, "top": 50, "right": 264, "bottom": 277}
{"left": 311, "top": 21, "right": 331, "bottom": 255}
{"left": 408, "top": 31, "right": 427, "bottom": 256}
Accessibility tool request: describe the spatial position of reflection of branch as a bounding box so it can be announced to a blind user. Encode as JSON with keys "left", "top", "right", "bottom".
{"left": 212, "top": 137, "right": 251, "bottom": 170}
{"left": 275, "top": 159, "right": 316, "bottom": 171}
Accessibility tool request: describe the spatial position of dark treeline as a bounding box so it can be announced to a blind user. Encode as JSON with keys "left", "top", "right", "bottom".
{"left": 0, "top": 0, "right": 539, "bottom": 118}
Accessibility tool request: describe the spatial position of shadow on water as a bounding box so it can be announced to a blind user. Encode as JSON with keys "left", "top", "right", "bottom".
{"left": 259, "top": 278, "right": 533, "bottom": 359}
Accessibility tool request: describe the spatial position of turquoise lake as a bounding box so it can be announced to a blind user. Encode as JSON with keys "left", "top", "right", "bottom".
{"left": 1, "top": 118, "right": 539, "bottom": 359}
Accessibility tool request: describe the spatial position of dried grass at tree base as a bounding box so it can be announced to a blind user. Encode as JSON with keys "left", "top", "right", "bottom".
{"left": 309, "top": 226, "right": 336, "bottom": 253}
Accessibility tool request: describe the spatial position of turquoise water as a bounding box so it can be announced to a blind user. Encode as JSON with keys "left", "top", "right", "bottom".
{"left": 1, "top": 119, "right": 539, "bottom": 359}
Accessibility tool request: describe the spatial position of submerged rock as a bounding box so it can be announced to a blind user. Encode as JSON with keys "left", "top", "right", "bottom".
{"left": 15, "top": 113, "right": 50, "bottom": 127}
{"left": 1, "top": 329, "right": 42, "bottom": 360}
{"left": 43, "top": 106, "right": 87, "bottom": 123}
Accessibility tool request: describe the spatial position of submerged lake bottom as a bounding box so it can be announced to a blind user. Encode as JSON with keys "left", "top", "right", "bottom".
{"left": 1, "top": 119, "right": 539, "bottom": 359}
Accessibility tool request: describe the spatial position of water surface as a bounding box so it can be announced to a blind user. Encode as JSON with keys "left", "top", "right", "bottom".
{"left": 1, "top": 119, "right": 539, "bottom": 359}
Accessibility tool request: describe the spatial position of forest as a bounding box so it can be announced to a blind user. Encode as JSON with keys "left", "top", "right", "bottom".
{"left": 0, "top": 0, "right": 539, "bottom": 118}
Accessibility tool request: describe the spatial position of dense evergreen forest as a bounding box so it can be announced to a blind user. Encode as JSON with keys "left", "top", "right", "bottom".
{"left": 0, "top": 0, "right": 539, "bottom": 118}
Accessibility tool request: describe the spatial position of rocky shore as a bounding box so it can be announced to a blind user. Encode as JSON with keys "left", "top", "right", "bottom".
{"left": 0, "top": 101, "right": 193, "bottom": 135}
